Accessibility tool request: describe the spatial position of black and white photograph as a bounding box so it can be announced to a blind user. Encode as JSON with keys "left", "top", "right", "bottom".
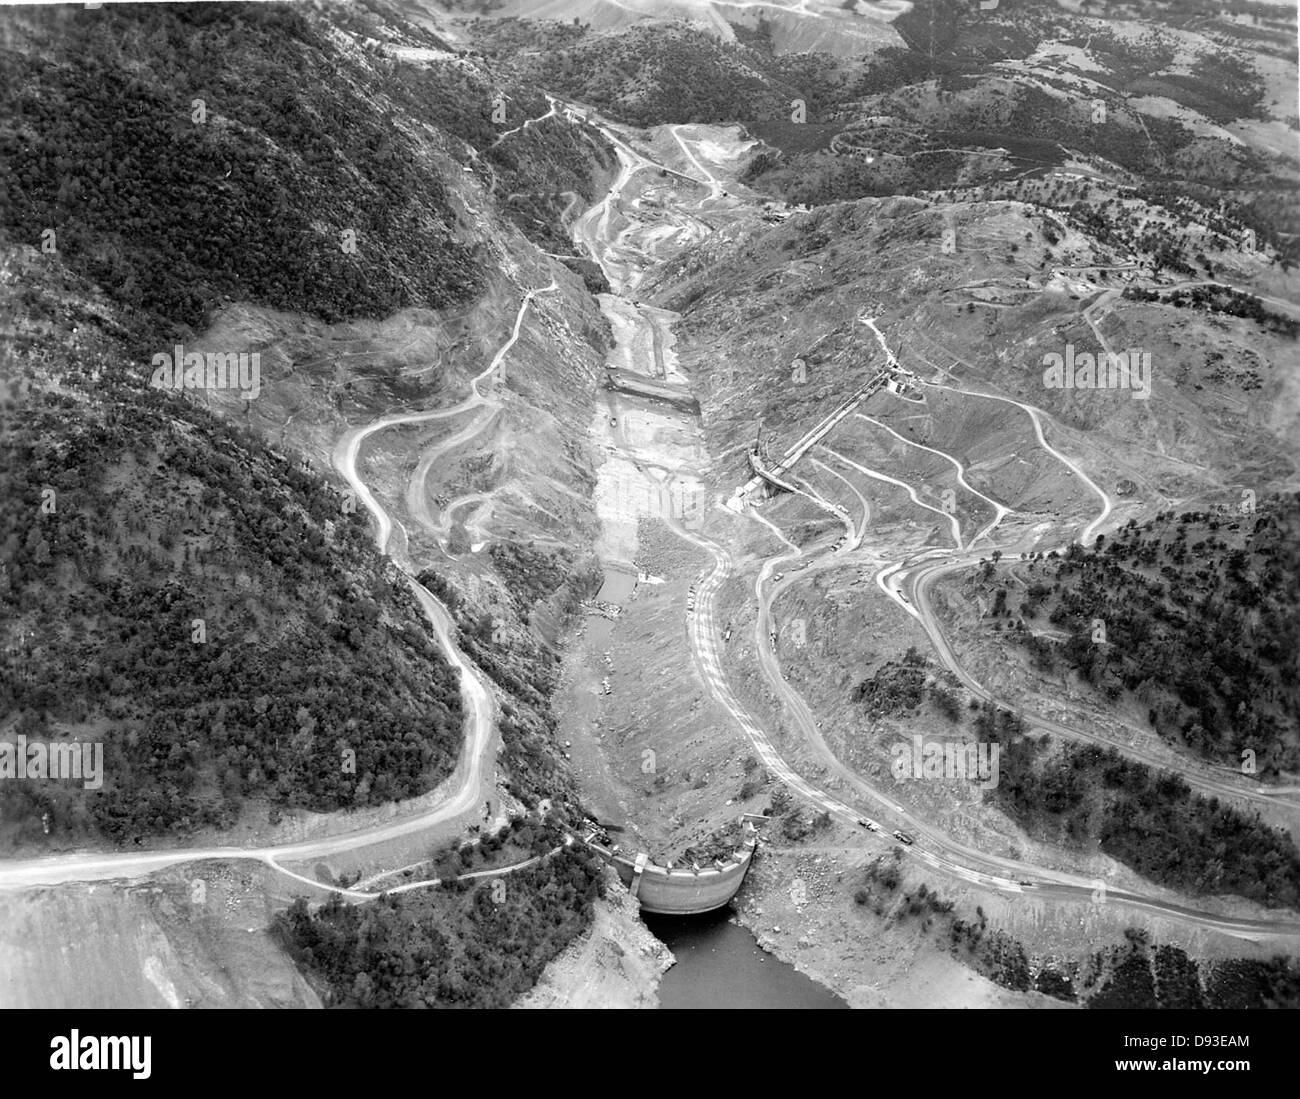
{"left": 0, "top": 0, "right": 1297, "bottom": 1064}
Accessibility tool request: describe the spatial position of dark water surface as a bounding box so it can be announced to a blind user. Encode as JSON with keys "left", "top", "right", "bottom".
{"left": 643, "top": 907, "right": 849, "bottom": 1009}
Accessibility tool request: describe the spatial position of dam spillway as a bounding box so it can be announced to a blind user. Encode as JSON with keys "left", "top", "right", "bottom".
{"left": 582, "top": 822, "right": 759, "bottom": 915}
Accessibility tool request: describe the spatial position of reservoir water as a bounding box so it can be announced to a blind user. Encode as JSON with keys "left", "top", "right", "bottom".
{"left": 643, "top": 908, "right": 849, "bottom": 1009}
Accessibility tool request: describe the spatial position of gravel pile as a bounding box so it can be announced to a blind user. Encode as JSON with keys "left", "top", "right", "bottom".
{"left": 634, "top": 516, "right": 708, "bottom": 578}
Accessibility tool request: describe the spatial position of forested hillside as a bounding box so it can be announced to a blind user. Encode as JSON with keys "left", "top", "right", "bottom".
{"left": 471, "top": 18, "right": 840, "bottom": 127}
{"left": 0, "top": 253, "right": 465, "bottom": 846}
{"left": 856, "top": 848, "right": 1300, "bottom": 1006}
{"left": 0, "top": 0, "right": 615, "bottom": 848}
{"left": 462, "top": 0, "right": 1292, "bottom": 266}
{"left": 0, "top": 2, "right": 484, "bottom": 349}
{"left": 975, "top": 703, "right": 1300, "bottom": 909}
{"left": 0, "top": 1, "right": 616, "bottom": 351}
{"left": 980, "top": 497, "right": 1300, "bottom": 778}
{"left": 274, "top": 834, "right": 605, "bottom": 1008}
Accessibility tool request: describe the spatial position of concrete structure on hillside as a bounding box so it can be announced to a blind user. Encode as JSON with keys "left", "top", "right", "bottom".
{"left": 729, "top": 368, "right": 890, "bottom": 508}
{"left": 581, "top": 821, "right": 759, "bottom": 915}
{"left": 604, "top": 368, "right": 701, "bottom": 414}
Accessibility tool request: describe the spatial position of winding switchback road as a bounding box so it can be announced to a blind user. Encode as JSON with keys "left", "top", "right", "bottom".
{"left": 558, "top": 107, "right": 1300, "bottom": 942}
{"left": 0, "top": 286, "right": 558, "bottom": 894}
{"left": 676, "top": 490, "right": 1300, "bottom": 939}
